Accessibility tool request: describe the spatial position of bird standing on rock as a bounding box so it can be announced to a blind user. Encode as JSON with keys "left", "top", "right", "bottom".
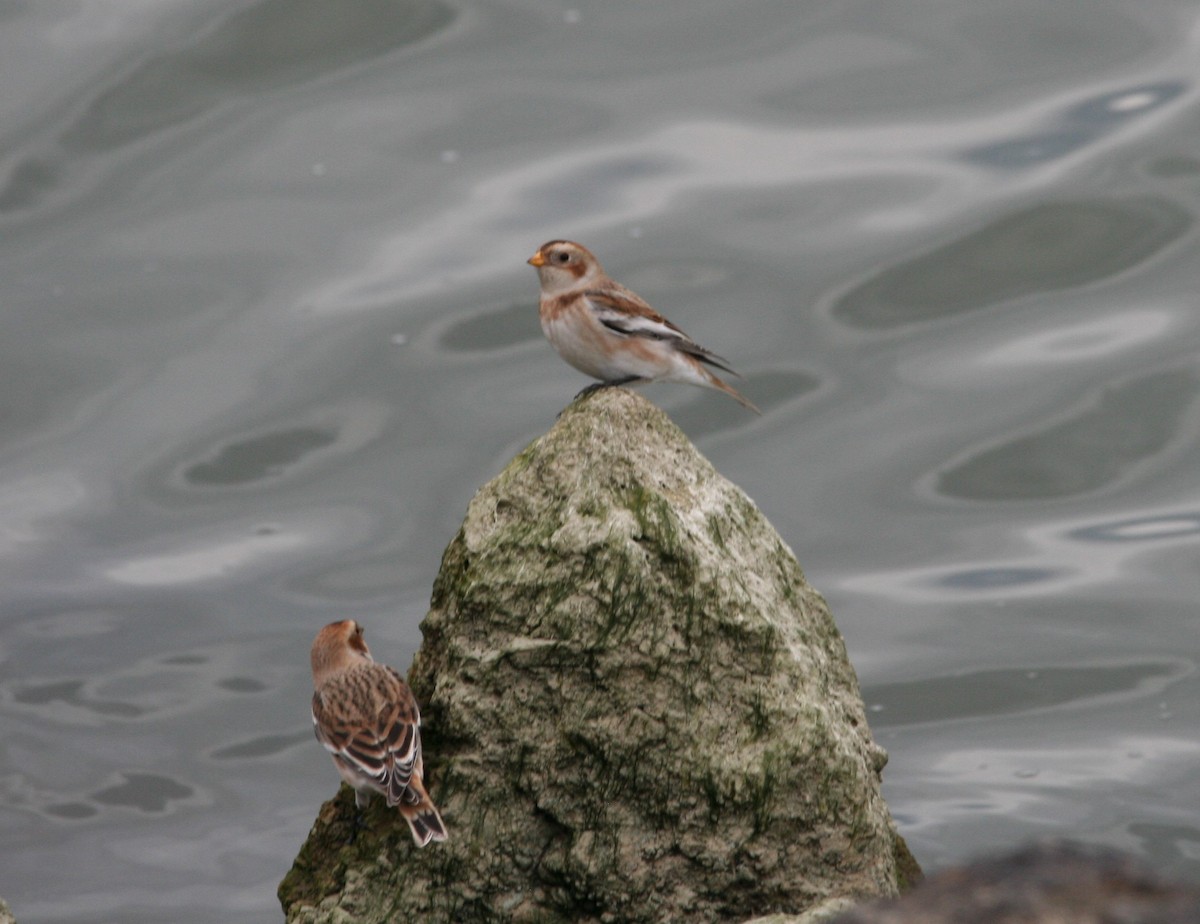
{"left": 310, "top": 619, "right": 447, "bottom": 847}
{"left": 528, "top": 240, "right": 761, "bottom": 414}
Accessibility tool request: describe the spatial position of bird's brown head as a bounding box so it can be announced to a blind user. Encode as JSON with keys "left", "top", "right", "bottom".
{"left": 527, "top": 240, "right": 602, "bottom": 294}
{"left": 310, "top": 619, "right": 372, "bottom": 684}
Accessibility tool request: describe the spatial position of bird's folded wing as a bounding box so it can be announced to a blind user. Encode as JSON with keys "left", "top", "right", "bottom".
{"left": 584, "top": 287, "right": 682, "bottom": 340}
{"left": 312, "top": 666, "right": 421, "bottom": 792}
{"left": 585, "top": 289, "right": 738, "bottom": 375}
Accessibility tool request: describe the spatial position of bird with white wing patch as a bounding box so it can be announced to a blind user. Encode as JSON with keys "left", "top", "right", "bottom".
{"left": 528, "top": 239, "right": 760, "bottom": 414}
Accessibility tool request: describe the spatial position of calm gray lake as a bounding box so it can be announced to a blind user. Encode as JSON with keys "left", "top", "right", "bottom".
{"left": 2, "top": 2, "right": 1199, "bottom": 921}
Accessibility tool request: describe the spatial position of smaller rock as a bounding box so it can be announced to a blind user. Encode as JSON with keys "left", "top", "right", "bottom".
{"left": 825, "top": 841, "right": 1200, "bottom": 923}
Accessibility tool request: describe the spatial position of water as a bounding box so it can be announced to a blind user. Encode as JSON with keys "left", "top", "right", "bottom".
{"left": 2, "top": 2, "right": 1199, "bottom": 921}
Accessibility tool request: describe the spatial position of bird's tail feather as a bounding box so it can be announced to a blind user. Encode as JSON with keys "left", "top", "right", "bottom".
{"left": 399, "top": 778, "right": 448, "bottom": 847}
{"left": 703, "top": 367, "right": 762, "bottom": 415}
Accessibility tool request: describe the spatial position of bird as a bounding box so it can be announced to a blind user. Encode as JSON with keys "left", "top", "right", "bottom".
{"left": 528, "top": 240, "right": 761, "bottom": 414}
{"left": 309, "top": 619, "right": 447, "bottom": 847}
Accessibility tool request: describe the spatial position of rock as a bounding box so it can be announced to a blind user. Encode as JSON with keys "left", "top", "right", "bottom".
{"left": 745, "top": 896, "right": 859, "bottom": 924}
{"left": 0, "top": 896, "right": 15, "bottom": 924}
{"left": 279, "top": 387, "right": 913, "bottom": 923}
{"left": 823, "top": 840, "right": 1200, "bottom": 923}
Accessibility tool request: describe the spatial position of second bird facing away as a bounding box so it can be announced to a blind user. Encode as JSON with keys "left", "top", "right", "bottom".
{"left": 310, "top": 619, "right": 447, "bottom": 847}
{"left": 528, "top": 240, "right": 761, "bottom": 414}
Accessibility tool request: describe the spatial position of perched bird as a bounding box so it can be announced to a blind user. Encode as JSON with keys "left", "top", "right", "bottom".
{"left": 310, "top": 619, "right": 447, "bottom": 847}
{"left": 528, "top": 240, "right": 760, "bottom": 414}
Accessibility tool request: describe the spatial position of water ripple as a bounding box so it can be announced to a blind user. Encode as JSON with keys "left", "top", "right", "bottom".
{"left": 963, "top": 81, "right": 1187, "bottom": 169}
{"left": 832, "top": 198, "right": 1192, "bottom": 329}
{"left": 99, "top": 506, "right": 374, "bottom": 587}
{"left": 866, "top": 659, "right": 1190, "bottom": 728}
{"left": 844, "top": 503, "right": 1200, "bottom": 603}
{"left": 1, "top": 0, "right": 456, "bottom": 211}
{"left": 936, "top": 367, "right": 1198, "bottom": 500}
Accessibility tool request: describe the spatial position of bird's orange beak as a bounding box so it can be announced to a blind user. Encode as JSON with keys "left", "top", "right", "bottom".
{"left": 527, "top": 251, "right": 545, "bottom": 267}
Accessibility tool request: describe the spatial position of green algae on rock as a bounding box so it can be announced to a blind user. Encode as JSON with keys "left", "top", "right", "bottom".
{"left": 280, "top": 387, "right": 913, "bottom": 923}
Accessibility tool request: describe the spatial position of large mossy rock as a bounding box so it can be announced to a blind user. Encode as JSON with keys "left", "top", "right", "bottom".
{"left": 280, "top": 387, "right": 915, "bottom": 923}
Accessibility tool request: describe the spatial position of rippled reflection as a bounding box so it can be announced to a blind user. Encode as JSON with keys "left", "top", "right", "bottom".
{"left": 10, "top": 679, "right": 145, "bottom": 719}
{"left": 846, "top": 501, "right": 1200, "bottom": 603}
{"left": 1070, "top": 513, "right": 1200, "bottom": 544}
{"left": 937, "top": 567, "right": 1058, "bottom": 590}
{"left": 71, "top": 0, "right": 454, "bottom": 150}
{"left": 209, "top": 733, "right": 311, "bottom": 761}
{"left": 103, "top": 527, "right": 309, "bottom": 586}
{"left": 440, "top": 302, "right": 542, "bottom": 352}
{"left": 971, "top": 310, "right": 1174, "bottom": 368}
{"left": 184, "top": 428, "right": 338, "bottom": 486}
{"left": 936, "top": 368, "right": 1198, "bottom": 500}
{"left": 963, "top": 81, "right": 1187, "bottom": 168}
{"left": 866, "top": 660, "right": 1187, "bottom": 727}
{"left": 150, "top": 402, "right": 391, "bottom": 499}
{"left": 832, "top": 197, "right": 1192, "bottom": 328}
{"left": 0, "top": 0, "right": 455, "bottom": 213}
{"left": 91, "top": 773, "right": 194, "bottom": 813}
{"left": 669, "top": 369, "right": 820, "bottom": 435}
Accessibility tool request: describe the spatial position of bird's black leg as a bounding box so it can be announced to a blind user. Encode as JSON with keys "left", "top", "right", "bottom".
{"left": 344, "top": 793, "right": 369, "bottom": 846}
{"left": 345, "top": 808, "right": 365, "bottom": 846}
{"left": 573, "top": 376, "right": 643, "bottom": 401}
{"left": 559, "top": 377, "right": 644, "bottom": 418}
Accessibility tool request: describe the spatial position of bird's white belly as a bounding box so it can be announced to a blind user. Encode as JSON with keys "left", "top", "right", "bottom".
{"left": 542, "top": 315, "right": 630, "bottom": 381}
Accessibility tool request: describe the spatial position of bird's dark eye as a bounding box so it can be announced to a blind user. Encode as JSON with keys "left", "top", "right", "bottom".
{"left": 554, "top": 252, "right": 570, "bottom": 264}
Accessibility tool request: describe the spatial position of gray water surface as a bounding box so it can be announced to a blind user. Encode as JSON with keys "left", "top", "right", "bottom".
{"left": 2, "top": 2, "right": 1200, "bottom": 921}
